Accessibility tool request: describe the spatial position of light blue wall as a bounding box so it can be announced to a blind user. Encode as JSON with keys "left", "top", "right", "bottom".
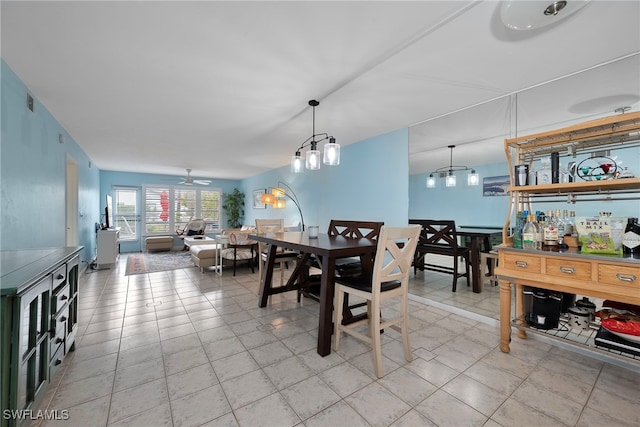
{"left": 1, "top": 60, "right": 99, "bottom": 264}
{"left": 99, "top": 170, "right": 241, "bottom": 252}
{"left": 241, "top": 129, "right": 410, "bottom": 231}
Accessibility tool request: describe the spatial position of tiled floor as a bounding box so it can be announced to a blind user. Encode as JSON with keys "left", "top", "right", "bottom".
{"left": 35, "top": 256, "right": 639, "bottom": 427}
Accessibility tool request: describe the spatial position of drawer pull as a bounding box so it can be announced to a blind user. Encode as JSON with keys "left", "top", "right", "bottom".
{"left": 616, "top": 273, "right": 637, "bottom": 283}
{"left": 560, "top": 266, "right": 575, "bottom": 274}
{"left": 515, "top": 261, "right": 528, "bottom": 268}
{"left": 55, "top": 359, "right": 62, "bottom": 366}
{"left": 60, "top": 316, "right": 67, "bottom": 322}
{"left": 56, "top": 274, "right": 64, "bottom": 280}
{"left": 56, "top": 337, "right": 63, "bottom": 344}
{"left": 60, "top": 295, "right": 68, "bottom": 300}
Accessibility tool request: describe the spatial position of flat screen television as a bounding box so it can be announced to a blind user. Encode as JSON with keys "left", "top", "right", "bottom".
{"left": 105, "top": 194, "right": 114, "bottom": 229}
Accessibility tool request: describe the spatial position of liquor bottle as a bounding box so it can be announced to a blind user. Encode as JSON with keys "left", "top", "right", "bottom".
{"left": 543, "top": 210, "right": 559, "bottom": 246}
{"left": 513, "top": 211, "right": 526, "bottom": 249}
{"left": 622, "top": 217, "right": 640, "bottom": 256}
{"left": 522, "top": 214, "right": 537, "bottom": 250}
{"left": 562, "top": 209, "right": 573, "bottom": 236}
{"left": 535, "top": 216, "right": 544, "bottom": 250}
{"left": 569, "top": 211, "right": 577, "bottom": 237}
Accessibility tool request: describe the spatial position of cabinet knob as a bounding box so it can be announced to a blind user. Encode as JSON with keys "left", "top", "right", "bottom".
{"left": 61, "top": 295, "right": 68, "bottom": 300}
{"left": 616, "top": 273, "right": 637, "bottom": 283}
{"left": 55, "top": 359, "right": 62, "bottom": 366}
{"left": 559, "top": 266, "right": 575, "bottom": 274}
{"left": 56, "top": 337, "right": 63, "bottom": 344}
{"left": 56, "top": 274, "right": 64, "bottom": 280}
{"left": 60, "top": 316, "right": 67, "bottom": 322}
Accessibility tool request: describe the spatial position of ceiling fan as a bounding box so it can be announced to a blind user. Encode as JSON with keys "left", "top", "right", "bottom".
{"left": 179, "top": 169, "right": 211, "bottom": 186}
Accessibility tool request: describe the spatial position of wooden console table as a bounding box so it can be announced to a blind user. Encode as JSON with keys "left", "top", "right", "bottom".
{"left": 496, "top": 246, "right": 640, "bottom": 359}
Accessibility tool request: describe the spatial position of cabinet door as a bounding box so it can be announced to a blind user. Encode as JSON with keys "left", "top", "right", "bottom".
{"left": 16, "top": 277, "right": 51, "bottom": 412}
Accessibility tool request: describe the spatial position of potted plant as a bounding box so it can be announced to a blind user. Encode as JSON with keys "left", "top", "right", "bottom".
{"left": 222, "top": 188, "right": 245, "bottom": 229}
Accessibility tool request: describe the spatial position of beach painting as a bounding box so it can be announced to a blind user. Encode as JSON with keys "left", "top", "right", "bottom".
{"left": 483, "top": 175, "right": 510, "bottom": 196}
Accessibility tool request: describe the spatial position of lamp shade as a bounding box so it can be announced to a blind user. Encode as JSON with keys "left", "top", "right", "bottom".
{"left": 426, "top": 174, "right": 436, "bottom": 188}
{"left": 467, "top": 169, "right": 479, "bottom": 186}
{"left": 323, "top": 138, "right": 340, "bottom": 165}
{"left": 261, "top": 193, "right": 275, "bottom": 204}
{"left": 271, "top": 187, "right": 285, "bottom": 198}
{"left": 274, "top": 198, "right": 286, "bottom": 209}
{"left": 291, "top": 152, "right": 304, "bottom": 173}
{"left": 445, "top": 171, "right": 456, "bottom": 187}
{"left": 306, "top": 148, "right": 321, "bottom": 170}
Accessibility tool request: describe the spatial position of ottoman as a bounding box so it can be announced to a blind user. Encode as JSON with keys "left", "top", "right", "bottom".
{"left": 145, "top": 236, "right": 174, "bottom": 252}
{"left": 190, "top": 244, "right": 221, "bottom": 273}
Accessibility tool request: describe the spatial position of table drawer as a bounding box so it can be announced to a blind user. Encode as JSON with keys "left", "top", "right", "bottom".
{"left": 545, "top": 258, "right": 592, "bottom": 281}
{"left": 52, "top": 264, "right": 67, "bottom": 288}
{"left": 51, "top": 284, "right": 70, "bottom": 315}
{"left": 49, "top": 323, "right": 65, "bottom": 359}
{"left": 501, "top": 252, "right": 541, "bottom": 274}
{"left": 598, "top": 264, "right": 640, "bottom": 288}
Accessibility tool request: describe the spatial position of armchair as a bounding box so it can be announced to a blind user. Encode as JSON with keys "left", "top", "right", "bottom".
{"left": 220, "top": 228, "right": 257, "bottom": 276}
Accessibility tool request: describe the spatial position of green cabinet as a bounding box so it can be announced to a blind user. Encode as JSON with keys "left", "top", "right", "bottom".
{"left": 1, "top": 248, "right": 82, "bottom": 427}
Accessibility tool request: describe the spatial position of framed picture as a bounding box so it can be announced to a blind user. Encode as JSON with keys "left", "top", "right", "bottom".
{"left": 253, "top": 189, "right": 266, "bottom": 208}
{"left": 483, "top": 175, "right": 510, "bottom": 197}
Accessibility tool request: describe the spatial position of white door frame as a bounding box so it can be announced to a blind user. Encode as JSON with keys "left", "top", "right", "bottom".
{"left": 66, "top": 155, "right": 78, "bottom": 246}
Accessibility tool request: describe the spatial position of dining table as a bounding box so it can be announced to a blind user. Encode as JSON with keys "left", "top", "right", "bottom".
{"left": 250, "top": 231, "right": 378, "bottom": 357}
{"left": 456, "top": 227, "right": 503, "bottom": 293}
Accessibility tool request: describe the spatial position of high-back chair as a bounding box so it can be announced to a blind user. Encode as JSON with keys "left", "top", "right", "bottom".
{"left": 333, "top": 225, "right": 421, "bottom": 378}
{"left": 255, "top": 219, "right": 298, "bottom": 286}
{"left": 409, "top": 219, "right": 470, "bottom": 292}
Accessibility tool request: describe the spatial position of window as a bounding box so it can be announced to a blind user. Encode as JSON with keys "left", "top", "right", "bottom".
{"left": 114, "top": 188, "right": 138, "bottom": 240}
{"left": 143, "top": 186, "right": 221, "bottom": 235}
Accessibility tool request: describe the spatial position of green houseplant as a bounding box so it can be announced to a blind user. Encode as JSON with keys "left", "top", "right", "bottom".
{"left": 222, "top": 188, "right": 245, "bottom": 229}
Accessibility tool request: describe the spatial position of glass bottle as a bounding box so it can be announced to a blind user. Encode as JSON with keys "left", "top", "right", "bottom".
{"left": 513, "top": 210, "right": 527, "bottom": 249}
{"left": 543, "top": 210, "right": 559, "bottom": 246}
{"left": 569, "top": 211, "right": 577, "bottom": 237}
{"left": 537, "top": 157, "right": 552, "bottom": 185}
{"left": 562, "top": 209, "right": 573, "bottom": 236}
{"left": 522, "top": 214, "right": 537, "bottom": 250}
{"left": 622, "top": 217, "right": 640, "bottom": 256}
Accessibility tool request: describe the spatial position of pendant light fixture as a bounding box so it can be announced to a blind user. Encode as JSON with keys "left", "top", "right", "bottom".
{"left": 291, "top": 100, "right": 340, "bottom": 173}
{"left": 426, "top": 145, "right": 479, "bottom": 188}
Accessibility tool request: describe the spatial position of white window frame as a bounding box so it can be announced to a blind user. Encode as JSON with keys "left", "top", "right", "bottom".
{"left": 113, "top": 187, "right": 139, "bottom": 241}
{"left": 142, "top": 185, "right": 222, "bottom": 236}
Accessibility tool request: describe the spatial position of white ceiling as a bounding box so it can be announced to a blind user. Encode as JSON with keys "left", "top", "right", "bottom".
{"left": 2, "top": 1, "right": 639, "bottom": 180}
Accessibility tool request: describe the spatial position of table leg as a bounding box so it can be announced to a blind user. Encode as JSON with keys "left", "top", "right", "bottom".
{"left": 470, "top": 237, "right": 482, "bottom": 293}
{"left": 499, "top": 279, "right": 511, "bottom": 353}
{"left": 258, "top": 244, "right": 278, "bottom": 307}
{"left": 317, "top": 256, "right": 337, "bottom": 356}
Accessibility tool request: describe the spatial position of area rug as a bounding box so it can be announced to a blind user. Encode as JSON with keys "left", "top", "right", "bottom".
{"left": 125, "top": 251, "right": 194, "bottom": 275}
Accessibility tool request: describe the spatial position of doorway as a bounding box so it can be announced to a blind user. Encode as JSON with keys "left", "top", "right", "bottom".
{"left": 66, "top": 156, "right": 78, "bottom": 246}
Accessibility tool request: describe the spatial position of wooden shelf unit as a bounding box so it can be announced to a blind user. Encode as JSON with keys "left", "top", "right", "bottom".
{"left": 496, "top": 112, "right": 640, "bottom": 361}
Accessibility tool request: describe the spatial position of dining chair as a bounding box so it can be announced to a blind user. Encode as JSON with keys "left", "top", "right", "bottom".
{"left": 409, "top": 219, "right": 470, "bottom": 292}
{"left": 299, "top": 220, "right": 383, "bottom": 309}
{"left": 255, "top": 219, "right": 298, "bottom": 286}
{"left": 333, "top": 225, "right": 421, "bottom": 378}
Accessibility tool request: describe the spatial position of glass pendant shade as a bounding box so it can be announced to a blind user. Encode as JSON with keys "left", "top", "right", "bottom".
{"left": 426, "top": 174, "right": 436, "bottom": 188}
{"left": 445, "top": 171, "right": 457, "bottom": 187}
{"left": 323, "top": 138, "right": 340, "bottom": 165}
{"left": 306, "top": 148, "right": 321, "bottom": 170}
{"left": 291, "top": 152, "right": 304, "bottom": 173}
{"left": 261, "top": 193, "right": 275, "bottom": 205}
{"left": 467, "top": 169, "right": 479, "bottom": 186}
